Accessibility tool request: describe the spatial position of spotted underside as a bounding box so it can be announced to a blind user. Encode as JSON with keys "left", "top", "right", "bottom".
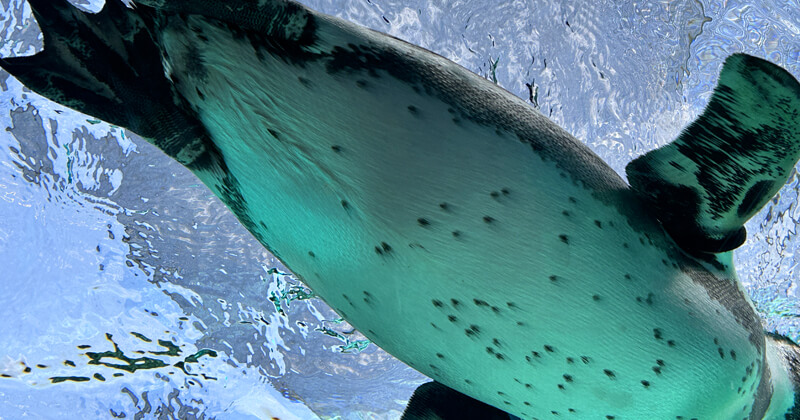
{"left": 154, "top": 8, "right": 780, "bottom": 420}
{"left": 3, "top": 1, "right": 800, "bottom": 419}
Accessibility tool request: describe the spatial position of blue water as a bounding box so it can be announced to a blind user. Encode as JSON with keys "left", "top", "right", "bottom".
{"left": 1, "top": 0, "right": 799, "bottom": 418}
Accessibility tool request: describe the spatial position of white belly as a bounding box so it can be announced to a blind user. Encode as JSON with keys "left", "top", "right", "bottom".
{"left": 159, "top": 14, "right": 766, "bottom": 419}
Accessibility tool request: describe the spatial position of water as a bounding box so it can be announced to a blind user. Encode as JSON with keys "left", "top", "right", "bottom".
{"left": 0, "top": 0, "right": 799, "bottom": 418}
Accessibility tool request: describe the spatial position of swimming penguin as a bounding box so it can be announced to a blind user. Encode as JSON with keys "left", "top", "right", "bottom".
{"left": 2, "top": 1, "right": 800, "bottom": 418}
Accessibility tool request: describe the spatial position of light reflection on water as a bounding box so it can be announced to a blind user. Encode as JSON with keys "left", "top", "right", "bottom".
{"left": 1, "top": 0, "right": 799, "bottom": 418}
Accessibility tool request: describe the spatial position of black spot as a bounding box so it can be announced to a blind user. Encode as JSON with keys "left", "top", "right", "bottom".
{"left": 581, "top": 356, "right": 590, "bottom": 364}
{"left": 381, "top": 242, "right": 392, "bottom": 252}
{"left": 490, "top": 191, "right": 500, "bottom": 199}
{"left": 331, "top": 145, "right": 342, "bottom": 152}
{"left": 603, "top": 369, "right": 616, "bottom": 379}
{"left": 407, "top": 105, "right": 419, "bottom": 116}
{"left": 592, "top": 294, "right": 601, "bottom": 301}
{"left": 341, "top": 200, "right": 350, "bottom": 209}
{"left": 653, "top": 366, "right": 662, "bottom": 375}
{"left": 474, "top": 299, "right": 489, "bottom": 307}
{"left": 549, "top": 275, "right": 559, "bottom": 282}
{"left": 566, "top": 357, "right": 574, "bottom": 364}
{"left": 653, "top": 328, "right": 663, "bottom": 340}
{"left": 531, "top": 351, "right": 541, "bottom": 358}
{"left": 557, "top": 384, "right": 565, "bottom": 390}
{"left": 432, "top": 299, "right": 444, "bottom": 308}
{"left": 195, "top": 87, "right": 205, "bottom": 100}
{"left": 298, "top": 76, "right": 312, "bottom": 87}
{"left": 569, "top": 197, "right": 577, "bottom": 204}
{"left": 491, "top": 306, "right": 501, "bottom": 314}
{"left": 656, "top": 359, "right": 665, "bottom": 366}
{"left": 452, "top": 230, "right": 462, "bottom": 238}
{"left": 563, "top": 374, "right": 573, "bottom": 382}
{"left": 267, "top": 128, "right": 281, "bottom": 139}
{"left": 451, "top": 299, "right": 461, "bottom": 308}
{"left": 501, "top": 188, "right": 510, "bottom": 195}
{"left": 417, "top": 218, "right": 430, "bottom": 226}
{"left": 594, "top": 220, "right": 602, "bottom": 228}
{"left": 463, "top": 325, "right": 480, "bottom": 338}
{"left": 516, "top": 321, "right": 526, "bottom": 326}
{"left": 562, "top": 210, "right": 571, "bottom": 217}
{"left": 606, "top": 416, "right": 615, "bottom": 419}
{"left": 374, "top": 246, "right": 383, "bottom": 255}
{"left": 544, "top": 345, "right": 555, "bottom": 353}
{"left": 355, "top": 79, "right": 368, "bottom": 88}
{"left": 641, "top": 380, "right": 650, "bottom": 388}
{"left": 439, "top": 202, "right": 449, "bottom": 211}
{"left": 718, "top": 347, "right": 725, "bottom": 358}
{"left": 667, "top": 340, "right": 676, "bottom": 347}
{"left": 506, "top": 301, "right": 518, "bottom": 309}
{"left": 436, "top": 353, "right": 445, "bottom": 359}
{"left": 559, "top": 234, "right": 569, "bottom": 244}
{"left": 730, "top": 350, "right": 737, "bottom": 360}
{"left": 495, "top": 353, "right": 506, "bottom": 361}
{"left": 448, "top": 315, "right": 458, "bottom": 322}
{"left": 493, "top": 338, "right": 502, "bottom": 347}
{"left": 624, "top": 273, "right": 632, "bottom": 280}
{"left": 483, "top": 216, "right": 495, "bottom": 224}
{"left": 465, "top": 379, "right": 472, "bottom": 385}
{"left": 308, "top": 251, "right": 315, "bottom": 258}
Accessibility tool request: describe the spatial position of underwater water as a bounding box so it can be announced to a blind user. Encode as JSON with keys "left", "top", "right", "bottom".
{"left": 1, "top": 0, "right": 800, "bottom": 419}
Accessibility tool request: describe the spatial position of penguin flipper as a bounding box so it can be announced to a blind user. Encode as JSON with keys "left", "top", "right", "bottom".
{"left": 401, "top": 381, "right": 515, "bottom": 420}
